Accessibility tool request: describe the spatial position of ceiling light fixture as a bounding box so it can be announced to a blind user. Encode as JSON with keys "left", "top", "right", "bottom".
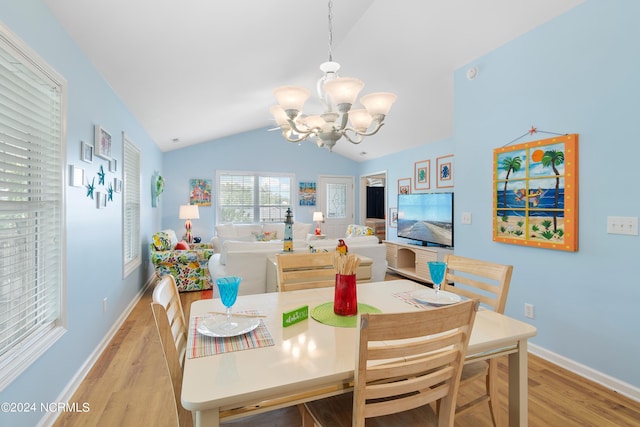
{"left": 270, "top": 0, "right": 397, "bottom": 151}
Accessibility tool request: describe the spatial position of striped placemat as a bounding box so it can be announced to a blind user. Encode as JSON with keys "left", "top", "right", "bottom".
{"left": 187, "top": 312, "right": 274, "bottom": 358}
{"left": 393, "top": 291, "right": 432, "bottom": 309}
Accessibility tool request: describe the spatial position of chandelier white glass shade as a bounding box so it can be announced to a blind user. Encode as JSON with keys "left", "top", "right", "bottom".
{"left": 270, "top": 62, "right": 397, "bottom": 151}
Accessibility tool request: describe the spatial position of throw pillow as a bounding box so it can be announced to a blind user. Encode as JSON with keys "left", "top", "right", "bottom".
{"left": 153, "top": 232, "right": 172, "bottom": 251}
{"left": 174, "top": 240, "right": 189, "bottom": 250}
{"left": 252, "top": 231, "right": 278, "bottom": 242}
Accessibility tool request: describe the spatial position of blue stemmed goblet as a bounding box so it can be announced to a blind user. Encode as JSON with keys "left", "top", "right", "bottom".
{"left": 215, "top": 276, "right": 241, "bottom": 330}
{"left": 427, "top": 261, "right": 447, "bottom": 299}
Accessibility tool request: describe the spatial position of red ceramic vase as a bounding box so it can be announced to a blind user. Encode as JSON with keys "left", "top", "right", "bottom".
{"left": 334, "top": 274, "right": 358, "bottom": 316}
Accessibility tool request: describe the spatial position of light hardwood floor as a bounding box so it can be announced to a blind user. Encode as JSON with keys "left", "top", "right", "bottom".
{"left": 54, "top": 275, "right": 640, "bottom": 427}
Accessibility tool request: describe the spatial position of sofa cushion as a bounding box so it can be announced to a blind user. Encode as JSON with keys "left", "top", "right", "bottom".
{"left": 262, "top": 222, "right": 285, "bottom": 237}
{"left": 218, "top": 236, "right": 254, "bottom": 264}
{"left": 293, "top": 222, "right": 312, "bottom": 239}
{"left": 174, "top": 240, "right": 189, "bottom": 250}
{"left": 215, "top": 223, "right": 237, "bottom": 238}
{"left": 252, "top": 230, "right": 279, "bottom": 242}
{"left": 152, "top": 230, "right": 177, "bottom": 251}
{"left": 345, "top": 224, "right": 375, "bottom": 237}
{"left": 234, "top": 224, "right": 264, "bottom": 238}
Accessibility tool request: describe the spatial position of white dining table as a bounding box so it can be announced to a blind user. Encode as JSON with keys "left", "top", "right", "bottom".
{"left": 182, "top": 279, "right": 537, "bottom": 426}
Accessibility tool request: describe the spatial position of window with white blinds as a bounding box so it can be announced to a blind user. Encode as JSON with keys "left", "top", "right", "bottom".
{"left": 122, "top": 134, "right": 141, "bottom": 277}
{"left": 0, "top": 24, "right": 66, "bottom": 390}
{"left": 217, "top": 171, "right": 294, "bottom": 224}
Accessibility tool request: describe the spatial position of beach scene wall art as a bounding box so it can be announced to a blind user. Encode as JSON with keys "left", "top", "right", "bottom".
{"left": 493, "top": 134, "right": 579, "bottom": 252}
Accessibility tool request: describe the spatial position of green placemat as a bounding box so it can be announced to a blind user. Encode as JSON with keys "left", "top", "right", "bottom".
{"left": 311, "top": 302, "right": 382, "bottom": 328}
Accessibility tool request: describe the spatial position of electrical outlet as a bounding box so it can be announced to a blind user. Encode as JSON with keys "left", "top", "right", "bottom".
{"left": 103, "top": 297, "right": 108, "bottom": 313}
{"left": 524, "top": 303, "right": 534, "bottom": 319}
{"left": 461, "top": 212, "right": 472, "bottom": 225}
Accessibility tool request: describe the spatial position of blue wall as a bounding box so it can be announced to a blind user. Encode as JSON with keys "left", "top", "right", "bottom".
{"left": 0, "top": 2, "right": 161, "bottom": 426}
{"left": 161, "top": 129, "right": 361, "bottom": 240}
{"left": 452, "top": 0, "right": 639, "bottom": 389}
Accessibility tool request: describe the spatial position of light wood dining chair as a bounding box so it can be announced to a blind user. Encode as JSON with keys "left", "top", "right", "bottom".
{"left": 303, "top": 299, "right": 479, "bottom": 427}
{"left": 151, "top": 276, "right": 302, "bottom": 427}
{"left": 152, "top": 275, "right": 188, "bottom": 367}
{"left": 441, "top": 254, "right": 513, "bottom": 426}
{"left": 276, "top": 252, "right": 337, "bottom": 292}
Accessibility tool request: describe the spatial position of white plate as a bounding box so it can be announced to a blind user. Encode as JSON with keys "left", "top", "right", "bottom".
{"left": 197, "top": 314, "right": 261, "bottom": 338}
{"left": 411, "top": 288, "right": 461, "bottom": 306}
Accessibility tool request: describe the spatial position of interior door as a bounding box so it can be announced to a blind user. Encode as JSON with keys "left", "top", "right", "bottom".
{"left": 318, "top": 175, "right": 354, "bottom": 238}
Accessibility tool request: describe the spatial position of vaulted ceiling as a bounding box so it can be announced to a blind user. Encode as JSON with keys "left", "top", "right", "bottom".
{"left": 44, "top": 0, "right": 584, "bottom": 161}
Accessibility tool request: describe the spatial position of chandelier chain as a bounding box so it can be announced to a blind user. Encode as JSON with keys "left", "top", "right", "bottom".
{"left": 327, "top": 0, "right": 333, "bottom": 62}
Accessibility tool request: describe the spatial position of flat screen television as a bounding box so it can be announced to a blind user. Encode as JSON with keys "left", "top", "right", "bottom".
{"left": 397, "top": 192, "right": 454, "bottom": 247}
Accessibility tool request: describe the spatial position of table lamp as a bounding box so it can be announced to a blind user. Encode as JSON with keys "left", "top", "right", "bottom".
{"left": 179, "top": 204, "right": 199, "bottom": 243}
{"left": 313, "top": 211, "right": 324, "bottom": 235}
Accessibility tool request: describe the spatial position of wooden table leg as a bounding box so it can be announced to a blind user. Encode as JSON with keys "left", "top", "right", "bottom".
{"left": 508, "top": 339, "right": 529, "bottom": 427}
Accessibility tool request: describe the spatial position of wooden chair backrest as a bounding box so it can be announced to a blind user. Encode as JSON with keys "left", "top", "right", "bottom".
{"left": 276, "top": 252, "right": 337, "bottom": 292}
{"left": 152, "top": 275, "right": 188, "bottom": 366}
{"left": 353, "top": 299, "right": 478, "bottom": 426}
{"left": 151, "top": 301, "right": 193, "bottom": 427}
{"left": 442, "top": 254, "right": 513, "bottom": 314}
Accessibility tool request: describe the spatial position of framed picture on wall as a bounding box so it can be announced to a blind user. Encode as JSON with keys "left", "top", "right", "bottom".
{"left": 189, "top": 179, "right": 212, "bottom": 206}
{"left": 94, "top": 125, "right": 112, "bottom": 160}
{"left": 398, "top": 178, "right": 411, "bottom": 195}
{"left": 436, "top": 154, "right": 454, "bottom": 188}
{"left": 388, "top": 207, "right": 398, "bottom": 228}
{"left": 414, "top": 160, "right": 430, "bottom": 190}
{"left": 81, "top": 140, "right": 93, "bottom": 163}
{"left": 493, "top": 133, "right": 579, "bottom": 252}
{"left": 299, "top": 181, "right": 317, "bottom": 206}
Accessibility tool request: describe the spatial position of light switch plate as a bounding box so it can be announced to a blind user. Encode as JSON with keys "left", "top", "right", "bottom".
{"left": 607, "top": 216, "right": 639, "bottom": 236}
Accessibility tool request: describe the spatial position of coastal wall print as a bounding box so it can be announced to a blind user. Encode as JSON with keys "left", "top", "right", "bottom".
{"left": 493, "top": 133, "right": 578, "bottom": 252}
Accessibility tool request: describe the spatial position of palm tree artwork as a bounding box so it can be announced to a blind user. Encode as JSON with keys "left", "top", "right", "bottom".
{"left": 493, "top": 134, "right": 578, "bottom": 252}
{"left": 541, "top": 149, "right": 565, "bottom": 231}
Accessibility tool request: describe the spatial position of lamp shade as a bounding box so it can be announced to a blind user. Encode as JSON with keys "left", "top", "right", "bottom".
{"left": 273, "top": 86, "right": 311, "bottom": 112}
{"left": 360, "top": 92, "right": 398, "bottom": 116}
{"left": 348, "top": 109, "right": 373, "bottom": 132}
{"left": 269, "top": 105, "right": 290, "bottom": 127}
{"left": 323, "top": 77, "right": 365, "bottom": 105}
{"left": 179, "top": 204, "right": 200, "bottom": 220}
{"left": 313, "top": 211, "right": 324, "bottom": 222}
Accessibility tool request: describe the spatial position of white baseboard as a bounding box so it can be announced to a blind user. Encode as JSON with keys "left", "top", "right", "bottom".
{"left": 530, "top": 343, "right": 640, "bottom": 402}
{"left": 38, "top": 276, "right": 156, "bottom": 427}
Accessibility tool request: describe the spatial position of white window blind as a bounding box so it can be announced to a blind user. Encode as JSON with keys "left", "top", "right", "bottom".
{"left": 122, "top": 134, "right": 141, "bottom": 277}
{"left": 217, "top": 171, "right": 294, "bottom": 223}
{"left": 0, "top": 23, "right": 66, "bottom": 390}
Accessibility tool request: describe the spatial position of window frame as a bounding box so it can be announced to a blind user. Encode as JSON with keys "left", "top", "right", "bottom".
{"left": 0, "top": 22, "right": 67, "bottom": 391}
{"left": 122, "top": 133, "right": 141, "bottom": 277}
{"left": 216, "top": 170, "right": 295, "bottom": 224}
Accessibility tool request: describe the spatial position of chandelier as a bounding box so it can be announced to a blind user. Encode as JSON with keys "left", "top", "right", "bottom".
{"left": 270, "top": 0, "right": 397, "bottom": 151}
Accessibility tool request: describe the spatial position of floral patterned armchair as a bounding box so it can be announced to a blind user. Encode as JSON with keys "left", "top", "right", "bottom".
{"left": 150, "top": 229, "right": 214, "bottom": 292}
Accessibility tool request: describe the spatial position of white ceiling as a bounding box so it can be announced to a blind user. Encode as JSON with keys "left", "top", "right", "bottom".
{"left": 43, "top": 0, "right": 583, "bottom": 161}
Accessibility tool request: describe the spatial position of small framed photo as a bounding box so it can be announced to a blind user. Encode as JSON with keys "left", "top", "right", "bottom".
{"left": 69, "top": 165, "right": 84, "bottom": 187}
{"left": 388, "top": 207, "right": 398, "bottom": 228}
{"left": 398, "top": 178, "right": 411, "bottom": 195}
{"left": 414, "top": 159, "right": 431, "bottom": 191}
{"left": 94, "top": 125, "right": 112, "bottom": 160}
{"left": 436, "top": 154, "right": 454, "bottom": 188}
{"left": 81, "top": 141, "right": 93, "bottom": 163}
{"left": 96, "top": 191, "right": 107, "bottom": 209}
{"left": 109, "top": 158, "right": 117, "bottom": 172}
{"left": 114, "top": 178, "right": 122, "bottom": 193}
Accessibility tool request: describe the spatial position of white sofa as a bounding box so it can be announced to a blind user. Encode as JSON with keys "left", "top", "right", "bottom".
{"left": 208, "top": 223, "right": 387, "bottom": 297}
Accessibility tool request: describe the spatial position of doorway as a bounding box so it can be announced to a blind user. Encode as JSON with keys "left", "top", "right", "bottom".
{"left": 317, "top": 175, "right": 355, "bottom": 238}
{"left": 359, "top": 171, "right": 387, "bottom": 241}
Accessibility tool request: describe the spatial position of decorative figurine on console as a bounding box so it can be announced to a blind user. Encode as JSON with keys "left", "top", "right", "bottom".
{"left": 283, "top": 207, "right": 294, "bottom": 252}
